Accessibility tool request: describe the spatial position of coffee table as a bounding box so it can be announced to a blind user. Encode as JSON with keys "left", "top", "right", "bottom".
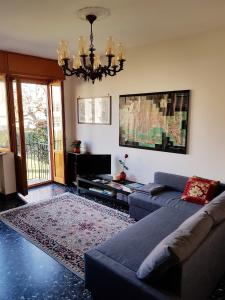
{"left": 77, "top": 176, "right": 144, "bottom": 207}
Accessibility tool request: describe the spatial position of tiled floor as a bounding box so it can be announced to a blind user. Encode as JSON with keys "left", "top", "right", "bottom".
{"left": 0, "top": 222, "right": 90, "bottom": 300}
{"left": 0, "top": 183, "right": 224, "bottom": 300}
{"left": 0, "top": 183, "right": 66, "bottom": 213}
{"left": 0, "top": 184, "right": 91, "bottom": 300}
{"left": 25, "top": 183, "right": 66, "bottom": 203}
{"left": 0, "top": 194, "right": 25, "bottom": 212}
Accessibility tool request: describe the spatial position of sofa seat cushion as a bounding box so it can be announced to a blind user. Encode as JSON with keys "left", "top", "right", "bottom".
{"left": 96, "top": 207, "right": 192, "bottom": 272}
{"left": 129, "top": 190, "right": 201, "bottom": 215}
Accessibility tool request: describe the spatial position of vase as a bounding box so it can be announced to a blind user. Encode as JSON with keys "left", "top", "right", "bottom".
{"left": 119, "top": 171, "right": 126, "bottom": 181}
{"left": 73, "top": 147, "right": 80, "bottom": 154}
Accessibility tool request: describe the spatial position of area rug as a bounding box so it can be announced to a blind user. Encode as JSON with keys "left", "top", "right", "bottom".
{"left": 0, "top": 192, "right": 134, "bottom": 278}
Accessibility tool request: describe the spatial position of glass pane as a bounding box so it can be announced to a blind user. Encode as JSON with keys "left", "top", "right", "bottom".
{"left": 94, "top": 97, "right": 110, "bottom": 124}
{"left": 0, "top": 75, "right": 10, "bottom": 149}
{"left": 78, "top": 98, "right": 94, "bottom": 123}
{"left": 12, "top": 80, "right": 21, "bottom": 156}
{"left": 52, "top": 85, "right": 63, "bottom": 151}
{"left": 21, "top": 83, "right": 51, "bottom": 184}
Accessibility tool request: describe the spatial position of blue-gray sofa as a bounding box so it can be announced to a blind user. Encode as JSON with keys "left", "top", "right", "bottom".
{"left": 85, "top": 172, "right": 225, "bottom": 300}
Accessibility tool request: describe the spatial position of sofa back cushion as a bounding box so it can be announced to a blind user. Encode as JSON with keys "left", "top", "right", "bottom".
{"left": 154, "top": 172, "right": 225, "bottom": 195}
{"left": 154, "top": 172, "right": 188, "bottom": 192}
{"left": 136, "top": 211, "right": 214, "bottom": 281}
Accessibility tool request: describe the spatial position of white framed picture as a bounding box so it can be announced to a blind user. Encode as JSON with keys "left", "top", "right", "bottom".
{"left": 77, "top": 96, "right": 111, "bottom": 125}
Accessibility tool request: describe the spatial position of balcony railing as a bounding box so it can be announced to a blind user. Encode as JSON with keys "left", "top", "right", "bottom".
{"left": 26, "top": 141, "right": 50, "bottom": 182}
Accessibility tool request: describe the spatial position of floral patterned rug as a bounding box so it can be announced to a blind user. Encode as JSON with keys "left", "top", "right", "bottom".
{"left": 0, "top": 192, "right": 134, "bottom": 279}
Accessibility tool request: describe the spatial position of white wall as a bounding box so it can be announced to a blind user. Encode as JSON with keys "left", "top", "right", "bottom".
{"left": 65, "top": 28, "right": 225, "bottom": 184}
{"left": 0, "top": 152, "right": 16, "bottom": 195}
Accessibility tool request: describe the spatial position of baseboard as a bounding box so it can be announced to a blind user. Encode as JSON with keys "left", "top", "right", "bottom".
{"left": 0, "top": 192, "right": 17, "bottom": 201}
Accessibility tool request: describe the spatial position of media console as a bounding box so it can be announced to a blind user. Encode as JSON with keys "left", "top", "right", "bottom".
{"left": 77, "top": 176, "right": 144, "bottom": 207}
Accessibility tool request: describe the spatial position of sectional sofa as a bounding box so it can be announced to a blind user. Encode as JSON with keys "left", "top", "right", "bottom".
{"left": 85, "top": 172, "right": 225, "bottom": 300}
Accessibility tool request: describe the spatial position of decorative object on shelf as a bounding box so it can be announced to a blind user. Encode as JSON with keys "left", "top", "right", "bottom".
{"left": 77, "top": 96, "right": 111, "bottom": 124}
{"left": 57, "top": 7, "right": 126, "bottom": 84}
{"left": 71, "top": 140, "right": 81, "bottom": 153}
{"left": 119, "top": 154, "right": 128, "bottom": 181}
{"left": 80, "top": 142, "right": 87, "bottom": 154}
{"left": 119, "top": 90, "right": 190, "bottom": 154}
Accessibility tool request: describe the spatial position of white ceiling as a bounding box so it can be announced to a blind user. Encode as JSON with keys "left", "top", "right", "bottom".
{"left": 1, "top": 0, "right": 225, "bottom": 59}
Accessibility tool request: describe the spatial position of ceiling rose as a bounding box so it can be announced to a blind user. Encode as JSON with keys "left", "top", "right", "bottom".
{"left": 77, "top": 7, "right": 110, "bottom": 21}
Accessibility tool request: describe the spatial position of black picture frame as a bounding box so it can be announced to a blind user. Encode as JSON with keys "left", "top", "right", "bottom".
{"left": 119, "top": 90, "right": 190, "bottom": 154}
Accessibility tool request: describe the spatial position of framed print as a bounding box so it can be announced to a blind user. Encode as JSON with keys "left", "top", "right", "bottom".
{"left": 119, "top": 90, "right": 190, "bottom": 154}
{"left": 77, "top": 96, "right": 111, "bottom": 125}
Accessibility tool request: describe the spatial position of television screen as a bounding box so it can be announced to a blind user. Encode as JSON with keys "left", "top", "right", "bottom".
{"left": 76, "top": 154, "right": 111, "bottom": 176}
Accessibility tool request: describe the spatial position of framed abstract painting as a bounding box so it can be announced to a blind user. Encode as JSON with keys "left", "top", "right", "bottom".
{"left": 119, "top": 90, "right": 190, "bottom": 154}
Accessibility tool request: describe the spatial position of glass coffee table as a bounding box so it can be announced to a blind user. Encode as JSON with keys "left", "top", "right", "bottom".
{"left": 77, "top": 176, "right": 144, "bottom": 207}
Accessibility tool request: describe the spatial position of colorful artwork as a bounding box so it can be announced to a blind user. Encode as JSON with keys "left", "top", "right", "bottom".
{"left": 119, "top": 90, "right": 190, "bottom": 154}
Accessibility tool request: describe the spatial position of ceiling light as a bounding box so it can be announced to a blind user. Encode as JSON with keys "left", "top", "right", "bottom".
{"left": 57, "top": 7, "right": 126, "bottom": 84}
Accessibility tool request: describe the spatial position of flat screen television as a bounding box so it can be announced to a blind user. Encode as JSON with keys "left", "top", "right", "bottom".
{"left": 76, "top": 154, "right": 111, "bottom": 176}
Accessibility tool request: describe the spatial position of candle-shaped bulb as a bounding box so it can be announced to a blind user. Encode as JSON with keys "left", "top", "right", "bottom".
{"left": 106, "top": 36, "right": 115, "bottom": 55}
{"left": 57, "top": 49, "right": 65, "bottom": 66}
{"left": 111, "top": 56, "right": 117, "bottom": 67}
{"left": 59, "top": 40, "right": 70, "bottom": 59}
{"left": 117, "top": 43, "right": 125, "bottom": 60}
{"left": 73, "top": 55, "right": 82, "bottom": 69}
{"left": 93, "top": 54, "right": 101, "bottom": 70}
{"left": 78, "top": 36, "right": 87, "bottom": 55}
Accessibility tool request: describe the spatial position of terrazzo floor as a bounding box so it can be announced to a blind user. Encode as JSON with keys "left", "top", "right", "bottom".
{"left": 0, "top": 184, "right": 225, "bottom": 299}
{"left": 0, "top": 184, "right": 91, "bottom": 300}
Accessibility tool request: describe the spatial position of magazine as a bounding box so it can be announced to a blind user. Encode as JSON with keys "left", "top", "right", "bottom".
{"left": 124, "top": 182, "right": 144, "bottom": 190}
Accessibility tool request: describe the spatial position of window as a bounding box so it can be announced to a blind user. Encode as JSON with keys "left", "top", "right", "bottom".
{"left": 0, "top": 75, "right": 10, "bottom": 150}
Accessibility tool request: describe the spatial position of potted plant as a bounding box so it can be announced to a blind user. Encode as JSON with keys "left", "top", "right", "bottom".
{"left": 71, "top": 140, "right": 81, "bottom": 154}
{"left": 119, "top": 154, "right": 128, "bottom": 181}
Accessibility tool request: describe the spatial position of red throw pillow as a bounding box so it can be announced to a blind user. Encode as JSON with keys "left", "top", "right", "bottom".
{"left": 182, "top": 176, "right": 219, "bottom": 205}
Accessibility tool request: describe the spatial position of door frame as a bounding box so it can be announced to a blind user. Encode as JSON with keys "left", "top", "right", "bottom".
{"left": 48, "top": 81, "right": 66, "bottom": 185}
{"left": 6, "top": 76, "right": 66, "bottom": 190}
{"left": 6, "top": 76, "right": 28, "bottom": 195}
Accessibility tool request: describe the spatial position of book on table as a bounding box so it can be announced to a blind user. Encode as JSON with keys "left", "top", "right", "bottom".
{"left": 124, "top": 182, "right": 144, "bottom": 190}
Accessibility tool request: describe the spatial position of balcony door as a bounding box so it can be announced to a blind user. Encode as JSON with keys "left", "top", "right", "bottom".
{"left": 21, "top": 82, "right": 51, "bottom": 186}
{"left": 7, "top": 78, "right": 28, "bottom": 195}
{"left": 50, "top": 83, "right": 65, "bottom": 184}
{"left": 8, "top": 78, "right": 65, "bottom": 195}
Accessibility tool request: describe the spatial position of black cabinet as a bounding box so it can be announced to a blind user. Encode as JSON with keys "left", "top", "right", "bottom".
{"left": 67, "top": 152, "right": 82, "bottom": 185}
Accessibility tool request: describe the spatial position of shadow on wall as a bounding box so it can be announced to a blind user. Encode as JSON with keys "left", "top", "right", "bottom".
{"left": 84, "top": 142, "right": 92, "bottom": 154}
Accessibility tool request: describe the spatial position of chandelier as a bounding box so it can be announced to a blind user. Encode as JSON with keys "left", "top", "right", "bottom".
{"left": 57, "top": 7, "right": 126, "bottom": 84}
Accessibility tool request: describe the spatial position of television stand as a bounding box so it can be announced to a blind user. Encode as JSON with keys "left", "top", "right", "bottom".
{"left": 77, "top": 176, "right": 144, "bottom": 207}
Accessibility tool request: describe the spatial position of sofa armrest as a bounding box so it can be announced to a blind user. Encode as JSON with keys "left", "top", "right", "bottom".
{"left": 180, "top": 220, "right": 225, "bottom": 300}
{"left": 85, "top": 249, "right": 179, "bottom": 300}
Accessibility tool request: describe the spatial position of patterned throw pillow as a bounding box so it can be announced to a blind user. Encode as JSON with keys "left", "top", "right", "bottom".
{"left": 182, "top": 176, "right": 219, "bottom": 205}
